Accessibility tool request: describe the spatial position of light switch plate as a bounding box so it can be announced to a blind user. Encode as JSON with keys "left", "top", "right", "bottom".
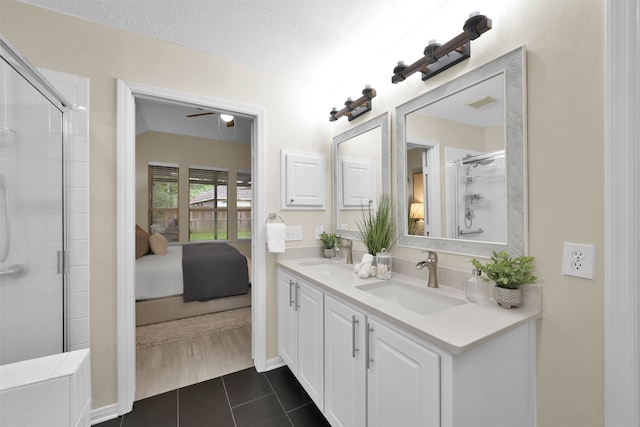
{"left": 285, "top": 226, "right": 303, "bottom": 241}
{"left": 561, "top": 242, "right": 595, "bottom": 279}
{"left": 315, "top": 225, "right": 324, "bottom": 239}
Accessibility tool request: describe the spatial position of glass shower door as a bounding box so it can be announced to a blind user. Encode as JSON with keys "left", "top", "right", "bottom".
{"left": 0, "top": 53, "right": 65, "bottom": 365}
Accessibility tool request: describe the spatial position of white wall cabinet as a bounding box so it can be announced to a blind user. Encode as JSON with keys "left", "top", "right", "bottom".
{"left": 278, "top": 268, "right": 535, "bottom": 427}
{"left": 339, "top": 157, "right": 376, "bottom": 209}
{"left": 277, "top": 269, "right": 324, "bottom": 409}
{"left": 281, "top": 150, "right": 326, "bottom": 209}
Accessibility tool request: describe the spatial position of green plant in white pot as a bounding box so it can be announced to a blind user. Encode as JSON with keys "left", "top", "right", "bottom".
{"left": 471, "top": 251, "right": 536, "bottom": 309}
{"left": 320, "top": 232, "right": 340, "bottom": 258}
{"left": 356, "top": 194, "right": 396, "bottom": 256}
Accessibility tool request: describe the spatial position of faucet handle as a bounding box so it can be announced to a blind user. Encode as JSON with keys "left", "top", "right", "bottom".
{"left": 426, "top": 250, "right": 438, "bottom": 260}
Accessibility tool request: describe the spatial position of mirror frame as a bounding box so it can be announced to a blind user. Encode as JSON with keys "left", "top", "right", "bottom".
{"left": 333, "top": 112, "right": 390, "bottom": 240}
{"left": 396, "top": 46, "right": 527, "bottom": 257}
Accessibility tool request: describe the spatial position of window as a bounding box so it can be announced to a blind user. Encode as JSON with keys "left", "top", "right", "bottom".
{"left": 149, "top": 163, "right": 179, "bottom": 242}
{"left": 189, "top": 167, "right": 228, "bottom": 241}
{"left": 237, "top": 170, "right": 252, "bottom": 239}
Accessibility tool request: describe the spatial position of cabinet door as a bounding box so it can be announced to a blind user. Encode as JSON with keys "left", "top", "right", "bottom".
{"left": 324, "top": 296, "right": 366, "bottom": 427}
{"left": 297, "top": 280, "right": 325, "bottom": 410}
{"left": 282, "top": 151, "right": 326, "bottom": 208}
{"left": 367, "top": 318, "right": 441, "bottom": 427}
{"left": 277, "top": 269, "right": 298, "bottom": 373}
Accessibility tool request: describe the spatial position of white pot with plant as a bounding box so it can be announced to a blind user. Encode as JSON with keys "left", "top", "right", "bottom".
{"left": 471, "top": 251, "right": 537, "bottom": 309}
{"left": 356, "top": 194, "right": 396, "bottom": 279}
{"left": 320, "top": 232, "right": 340, "bottom": 259}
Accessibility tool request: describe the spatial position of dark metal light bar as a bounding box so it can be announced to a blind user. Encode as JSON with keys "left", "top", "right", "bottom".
{"left": 329, "top": 86, "right": 377, "bottom": 122}
{"left": 392, "top": 13, "right": 492, "bottom": 84}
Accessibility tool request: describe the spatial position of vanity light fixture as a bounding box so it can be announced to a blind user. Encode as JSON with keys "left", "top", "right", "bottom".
{"left": 329, "top": 86, "right": 377, "bottom": 122}
{"left": 391, "top": 12, "right": 492, "bottom": 84}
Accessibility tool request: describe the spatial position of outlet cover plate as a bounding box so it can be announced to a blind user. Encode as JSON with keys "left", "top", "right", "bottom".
{"left": 561, "top": 242, "right": 595, "bottom": 279}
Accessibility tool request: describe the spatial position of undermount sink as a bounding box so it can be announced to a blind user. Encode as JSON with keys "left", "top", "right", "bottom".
{"left": 357, "top": 280, "right": 465, "bottom": 316}
{"left": 297, "top": 260, "right": 350, "bottom": 275}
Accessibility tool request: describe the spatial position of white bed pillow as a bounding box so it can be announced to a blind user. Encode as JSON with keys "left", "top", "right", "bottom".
{"left": 149, "top": 233, "right": 169, "bottom": 255}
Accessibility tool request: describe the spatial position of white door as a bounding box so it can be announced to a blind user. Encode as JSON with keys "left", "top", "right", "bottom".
{"left": 324, "top": 295, "right": 366, "bottom": 427}
{"left": 277, "top": 269, "right": 298, "bottom": 372}
{"left": 367, "top": 318, "right": 441, "bottom": 427}
{"left": 297, "top": 279, "right": 324, "bottom": 409}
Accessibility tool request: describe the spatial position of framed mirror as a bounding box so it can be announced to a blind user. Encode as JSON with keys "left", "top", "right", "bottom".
{"left": 396, "top": 46, "right": 526, "bottom": 257}
{"left": 333, "top": 112, "right": 390, "bottom": 240}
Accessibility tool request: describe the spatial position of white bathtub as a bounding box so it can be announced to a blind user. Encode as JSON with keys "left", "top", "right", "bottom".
{"left": 0, "top": 349, "right": 91, "bottom": 427}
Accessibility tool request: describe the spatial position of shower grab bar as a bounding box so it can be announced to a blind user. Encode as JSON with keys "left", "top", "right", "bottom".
{"left": 0, "top": 174, "right": 10, "bottom": 263}
{"left": 0, "top": 264, "right": 25, "bottom": 277}
{"left": 459, "top": 227, "right": 484, "bottom": 235}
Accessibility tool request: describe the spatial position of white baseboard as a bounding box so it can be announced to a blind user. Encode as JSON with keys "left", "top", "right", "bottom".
{"left": 263, "top": 356, "right": 285, "bottom": 372}
{"left": 91, "top": 404, "right": 119, "bottom": 425}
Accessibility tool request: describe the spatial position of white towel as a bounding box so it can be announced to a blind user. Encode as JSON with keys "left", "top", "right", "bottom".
{"left": 266, "top": 223, "right": 286, "bottom": 253}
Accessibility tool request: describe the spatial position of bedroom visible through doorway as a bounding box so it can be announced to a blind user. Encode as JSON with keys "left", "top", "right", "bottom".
{"left": 133, "top": 96, "right": 254, "bottom": 400}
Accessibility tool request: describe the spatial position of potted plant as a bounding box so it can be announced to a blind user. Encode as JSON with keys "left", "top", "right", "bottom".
{"left": 320, "top": 232, "right": 340, "bottom": 258}
{"left": 471, "top": 251, "right": 536, "bottom": 308}
{"left": 356, "top": 194, "right": 396, "bottom": 256}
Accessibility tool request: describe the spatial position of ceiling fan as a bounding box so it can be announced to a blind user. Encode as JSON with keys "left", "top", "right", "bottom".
{"left": 186, "top": 108, "right": 235, "bottom": 127}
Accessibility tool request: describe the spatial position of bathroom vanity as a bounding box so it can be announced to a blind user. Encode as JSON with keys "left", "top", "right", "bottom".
{"left": 277, "top": 258, "right": 541, "bottom": 427}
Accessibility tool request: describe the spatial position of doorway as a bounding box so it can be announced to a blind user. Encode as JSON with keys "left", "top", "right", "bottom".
{"left": 133, "top": 97, "right": 254, "bottom": 400}
{"left": 116, "top": 80, "right": 267, "bottom": 414}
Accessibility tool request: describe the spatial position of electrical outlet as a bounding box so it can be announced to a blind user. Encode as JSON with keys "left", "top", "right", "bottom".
{"left": 285, "top": 226, "right": 303, "bottom": 241}
{"left": 315, "top": 225, "right": 324, "bottom": 239}
{"left": 561, "top": 242, "right": 595, "bottom": 279}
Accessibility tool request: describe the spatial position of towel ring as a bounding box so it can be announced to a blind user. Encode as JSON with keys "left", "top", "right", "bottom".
{"left": 266, "top": 213, "right": 284, "bottom": 224}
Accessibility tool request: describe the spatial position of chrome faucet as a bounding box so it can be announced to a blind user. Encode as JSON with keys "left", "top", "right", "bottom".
{"left": 416, "top": 251, "right": 439, "bottom": 288}
{"left": 337, "top": 238, "right": 353, "bottom": 264}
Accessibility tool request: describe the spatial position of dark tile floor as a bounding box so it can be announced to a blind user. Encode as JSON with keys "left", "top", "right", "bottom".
{"left": 96, "top": 366, "right": 330, "bottom": 427}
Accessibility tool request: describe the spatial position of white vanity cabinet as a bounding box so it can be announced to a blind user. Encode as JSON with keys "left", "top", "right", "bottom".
{"left": 277, "top": 268, "right": 324, "bottom": 409}
{"left": 367, "top": 317, "right": 441, "bottom": 427}
{"left": 324, "top": 295, "right": 440, "bottom": 427}
{"left": 324, "top": 295, "right": 367, "bottom": 427}
{"left": 278, "top": 266, "right": 536, "bottom": 427}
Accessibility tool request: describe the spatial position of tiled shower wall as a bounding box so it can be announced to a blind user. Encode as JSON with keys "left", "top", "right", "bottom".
{"left": 41, "top": 69, "right": 89, "bottom": 352}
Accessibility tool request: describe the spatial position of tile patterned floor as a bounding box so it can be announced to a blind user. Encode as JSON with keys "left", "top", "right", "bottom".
{"left": 96, "top": 366, "right": 330, "bottom": 427}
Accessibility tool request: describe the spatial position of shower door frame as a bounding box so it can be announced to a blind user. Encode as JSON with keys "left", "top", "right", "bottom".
{"left": 0, "top": 34, "right": 72, "bottom": 356}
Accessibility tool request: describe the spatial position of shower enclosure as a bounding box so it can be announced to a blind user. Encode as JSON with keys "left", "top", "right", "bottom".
{"left": 447, "top": 150, "right": 507, "bottom": 243}
{"left": 0, "top": 36, "right": 70, "bottom": 365}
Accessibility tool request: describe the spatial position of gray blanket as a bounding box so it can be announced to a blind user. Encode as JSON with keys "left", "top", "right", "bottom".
{"left": 182, "top": 243, "right": 250, "bottom": 302}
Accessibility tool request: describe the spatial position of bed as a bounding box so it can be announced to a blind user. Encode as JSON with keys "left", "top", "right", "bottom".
{"left": 135, "top": 242, "right": 251, "bottom": 326}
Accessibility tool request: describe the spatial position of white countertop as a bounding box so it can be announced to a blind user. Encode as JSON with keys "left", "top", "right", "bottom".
{"left": 278, "top": 257, "right": 542, "bottom": 355}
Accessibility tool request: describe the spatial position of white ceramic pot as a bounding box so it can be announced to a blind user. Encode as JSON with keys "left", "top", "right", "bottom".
{"left": 493, "top": 286, "right": 522, "bottom": 309}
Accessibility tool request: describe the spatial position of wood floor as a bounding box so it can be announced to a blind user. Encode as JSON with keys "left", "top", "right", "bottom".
{"left": 135, "top": 325, "right": 253, "bottom": 401}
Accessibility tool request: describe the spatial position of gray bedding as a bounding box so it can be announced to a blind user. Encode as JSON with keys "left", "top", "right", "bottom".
{"left": 181, "top": 243, "right": 250, "bottom": 302}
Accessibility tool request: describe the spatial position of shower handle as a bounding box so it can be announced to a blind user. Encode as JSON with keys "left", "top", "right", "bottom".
{"left": 0, "top": 264, "right": 26, "bottom": 277}
{"left": 0, "top": 175, "right": 9, "bottom": 262}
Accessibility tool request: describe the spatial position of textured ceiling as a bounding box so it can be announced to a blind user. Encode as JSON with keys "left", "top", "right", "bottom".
{"left": 18, "top": 0, "right": 448, "bottom": 86}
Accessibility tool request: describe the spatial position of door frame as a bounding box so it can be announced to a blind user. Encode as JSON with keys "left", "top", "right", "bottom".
{"left": 604, "top": 0, "right": 639, "bottom": 425}
{"left": 116, "top": 80, "right": 267, "bottom": 414}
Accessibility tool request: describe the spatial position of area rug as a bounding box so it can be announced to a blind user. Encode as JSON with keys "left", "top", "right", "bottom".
{"left": 136, "top": 307, "right": 251, "bottom": 349}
